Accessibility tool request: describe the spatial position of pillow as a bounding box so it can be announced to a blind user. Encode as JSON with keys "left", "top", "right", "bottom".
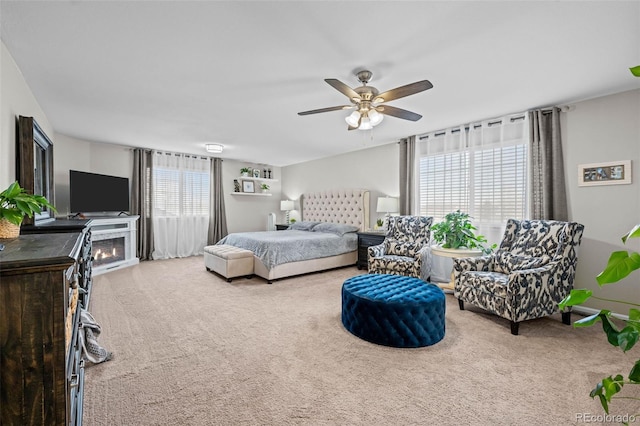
{"left": 493, "top": 250, "right": 552, "bottom": 274}
{"left": 287, "top": 221, "right": 320, "bottom": 231}
{"left": 312, "top": 222, "right": 360, "bottom": 236}
{"left": 384, "top": 239, "right": 421, "bottom": 258}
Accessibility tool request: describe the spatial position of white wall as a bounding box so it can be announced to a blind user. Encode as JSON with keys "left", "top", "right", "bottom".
{"left": 283, "top": 89, "right": 640, "bottom": 311}
{"left": 282, "top": 142, "right": 399, "bottom": 227}
{"left": 54, "top": 133, "right": 132, "bottom": 217}
{"left": 0, "top": 41, "right": 54, "bottom": 189}
{"left": 563, "top": 89, "right": 640, "bottom": 312}
{"left": 222, "top": 159, "right": 282, "bottom": 233}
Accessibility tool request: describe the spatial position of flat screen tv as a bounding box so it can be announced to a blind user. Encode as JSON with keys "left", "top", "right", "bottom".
{"left": 69, "top": 170, "right": 130, "bottom": 214}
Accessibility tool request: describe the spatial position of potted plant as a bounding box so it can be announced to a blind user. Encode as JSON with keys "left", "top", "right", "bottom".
{"left": 376, "top": 218, "right": 384, "bottom": 229}
{"left": 431, "top": 210, "right": 495, "bottom": 254}
{"left": 260, "top": 183, "right": 270, "bottom": 193}
{"left": 0, "top": 181, "right": 56, "bottom": 238}
{"left": 559, "top": 224, "right": 640, "bottom": 416}
{"left": 240, "top": 167, "right": 251, "bottom": 177}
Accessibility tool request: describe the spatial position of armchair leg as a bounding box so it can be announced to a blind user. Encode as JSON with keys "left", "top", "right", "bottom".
{"left": 510, "top": 321, "right": 519, "bottom": 335}
{"left": 562, "top": 311, "right": 571, "bottom": 325}
{"left": 458, "top": 299, "right": 464, "bottom": 310}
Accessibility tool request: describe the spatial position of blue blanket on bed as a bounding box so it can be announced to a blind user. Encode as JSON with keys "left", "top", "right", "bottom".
{"left": 216, "top": 230, "right": 357, "bottom": 270}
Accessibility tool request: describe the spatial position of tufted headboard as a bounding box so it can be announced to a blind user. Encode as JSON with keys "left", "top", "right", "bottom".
{"left": 301, "top": 189, "right": 370, "bottom": 232}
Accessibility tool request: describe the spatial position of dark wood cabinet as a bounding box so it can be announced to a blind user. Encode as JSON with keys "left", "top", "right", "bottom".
{"left": 0, "top": 229, "right": 92, "bottom": 425}
{"left": 357, "top": 231, "right": 386, "bottom": 270}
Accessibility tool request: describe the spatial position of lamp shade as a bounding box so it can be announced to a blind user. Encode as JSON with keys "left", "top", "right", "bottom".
{"left": 376, "top": 197, "right": 398, "bottom": 213}
{"left": 280, "top": 200, "right": 294, "bottom": 211}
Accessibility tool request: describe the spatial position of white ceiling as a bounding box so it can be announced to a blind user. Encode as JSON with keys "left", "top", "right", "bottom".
{"left": 2, "top": 1, "right": 639, "bottom": 167}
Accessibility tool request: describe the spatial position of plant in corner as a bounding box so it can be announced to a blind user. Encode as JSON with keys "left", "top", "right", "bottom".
{"left": 431, "top": 210, "right": 496, "bottom": 254}
{"left": 0, "top": 181, "right": 56, "bottom": 238}
{"left": 559, "top": 224, "right": 640, "bottom": 416}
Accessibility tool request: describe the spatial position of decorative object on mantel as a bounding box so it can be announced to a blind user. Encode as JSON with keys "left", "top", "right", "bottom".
{"left": 376, "top": 196, "right": 398, "bottom": 230}
{"left": 268, "top": 169, "right": 272, "bottom": 179}
{"left": 252, "top": 169, "right": 261, "bottom": 178}
{"left": 281, "top": 200, "right": 294, "bottom": 223}
{"left": 240, "top": 167, "right": 251, "bottom": 177}
{"left": 233, "top": 180, "right": 240, "bottom": 193}
{"left": 578, "top": 160, "right": 632, "bottom": 186}
{"left": 261, "top": 184, "right": 270, "bottom": 193}
{"left": 0, "top": 181, "right": 56, "bottom": 238}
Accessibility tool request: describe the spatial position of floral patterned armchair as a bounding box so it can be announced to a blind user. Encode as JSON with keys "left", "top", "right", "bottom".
{"left": 368, "top": 216, "right": 433, "bottom": 280}
{"left": 453, "top": 219, "right": 584, "bottom": 335}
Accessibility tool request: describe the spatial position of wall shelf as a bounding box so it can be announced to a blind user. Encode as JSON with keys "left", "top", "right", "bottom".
{"left": 231, "top": 192, "right": 272, "bottom": 197}
{"left": 237, "top": 176, "right": 278, "bottom": 183}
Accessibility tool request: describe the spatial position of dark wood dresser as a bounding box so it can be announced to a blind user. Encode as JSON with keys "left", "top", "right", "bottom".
{"left": 0, "top": 228, "right": 92, "bottom": 425}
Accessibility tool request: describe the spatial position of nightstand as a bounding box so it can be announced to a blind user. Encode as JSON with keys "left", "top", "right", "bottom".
{"left": 275, "top": 224, "right": 290, "bottom": 231}
{"left": 357, "top": 231, "right": 386, "bottom": 270}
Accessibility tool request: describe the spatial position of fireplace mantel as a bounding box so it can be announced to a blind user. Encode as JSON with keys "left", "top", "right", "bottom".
{"left": 88, "top": 216, "right": 139, "bottom": 275}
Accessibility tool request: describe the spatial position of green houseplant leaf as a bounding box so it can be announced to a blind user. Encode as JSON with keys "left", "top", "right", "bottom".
{"left": 559, "top": 224, "right": 640, "bottom": 416}
{"left": 0, "top": 181, "right": 56, "bottom": 226}
{"left": 431, "top": 210, "right": 496, "bottom": 254}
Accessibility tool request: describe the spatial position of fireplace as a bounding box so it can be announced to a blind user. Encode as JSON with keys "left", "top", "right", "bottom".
{"left": 92, "top": 236, "right": 126, "bottom": 267}
{"left": 87, "top": 216, "right": 139, "bottom": 275}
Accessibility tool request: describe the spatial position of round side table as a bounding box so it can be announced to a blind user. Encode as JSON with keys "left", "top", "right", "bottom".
{"left": 430, "top": 246, "right": 483, "bottom": 291}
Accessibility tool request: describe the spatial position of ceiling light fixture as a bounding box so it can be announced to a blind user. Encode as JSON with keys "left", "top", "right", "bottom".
{"left": 205, "top": 143, "right": 224, "bottom": 153}
{"left": 344, "top": 108, "right": 384, "bottom": 130}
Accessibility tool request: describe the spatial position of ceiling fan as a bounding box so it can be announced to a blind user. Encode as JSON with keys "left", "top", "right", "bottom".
{"left": 298, "top": 70, "right": 433, "bottom": 130}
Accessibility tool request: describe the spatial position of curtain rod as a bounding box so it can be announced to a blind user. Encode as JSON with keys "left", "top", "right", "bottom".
{"left": 130, "top": 147, "right": 222, "bottom": 161}
{"left": 419, "top": 114, "right": 527, "bottom": 140}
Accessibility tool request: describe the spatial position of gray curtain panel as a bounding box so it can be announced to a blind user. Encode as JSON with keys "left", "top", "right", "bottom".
{"left": 208, "top": 157, "right": 228, "bottom": 244}
{"left": 132, "top": 148, "right": 154, "bottom": 260}
{"left": 398, "top": 135, "right": 417, "bottom": 215}
{"left": 529, "top": 107, "right": 568, "bottom": 221}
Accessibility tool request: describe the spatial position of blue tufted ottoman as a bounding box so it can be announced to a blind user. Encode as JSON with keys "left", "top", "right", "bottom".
{"left": 341, "top": 274, "right": 445, "bottom": 348}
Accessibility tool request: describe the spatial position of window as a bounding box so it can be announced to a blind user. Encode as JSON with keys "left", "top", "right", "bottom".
{"left": 418, "top": 114, "right": 529, "bottom": 244}
{"left": 152, "top": 154, "right": 210, "bottom": 217}
{"left": 151, "top": 152, "right": 211, "bottom": 259}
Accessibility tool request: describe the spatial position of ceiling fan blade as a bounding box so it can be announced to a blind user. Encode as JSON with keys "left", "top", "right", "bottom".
{"left": 298, "top": 105, "right": 351, "bottom": 116}
{"left": 325, "top": 79, "right": 361, "bottom": 101}
{"left": 377, "top": 105, "right": 423, "bottom": 121}
{"left": 374, "top": 80, "right": 433, "bottom": 103}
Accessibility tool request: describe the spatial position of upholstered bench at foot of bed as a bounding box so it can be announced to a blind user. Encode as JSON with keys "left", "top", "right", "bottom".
{"left": 204, "top": 245, "right": 254, "bottom": 282}
{"left": 341, "top": 274, "right": 445, "bottom": 348}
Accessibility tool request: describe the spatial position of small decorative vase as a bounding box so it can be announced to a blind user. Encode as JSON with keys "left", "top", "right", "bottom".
{"left": 241, "top": 172, "right": 249, "bottom": 177}
{"left": 0, "top": 218, "right": 20, "bottom": 239}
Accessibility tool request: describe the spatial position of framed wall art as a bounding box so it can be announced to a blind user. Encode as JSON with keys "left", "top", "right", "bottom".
{"left": 242, "top": 180, "right": 255, "bottom": 193}
{"left": 578, "top": 160, "right": 632, "bottom": 186}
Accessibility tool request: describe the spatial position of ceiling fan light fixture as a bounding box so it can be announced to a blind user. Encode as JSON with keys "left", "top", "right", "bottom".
{"left": 359, "top": 116, "right": 373, "bottom": 130}
{"left": 345, "top": 110, "right": 361, "bottom": 127}
{"left": 368, "top": 109, "right": 384, "bottom": 126}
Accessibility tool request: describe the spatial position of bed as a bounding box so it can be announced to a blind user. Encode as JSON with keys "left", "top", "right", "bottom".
{"left": 217, "top": 189, "right": 369, "bottom": 283}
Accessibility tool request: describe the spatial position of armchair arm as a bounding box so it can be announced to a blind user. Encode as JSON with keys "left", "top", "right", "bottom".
{"left": 417, "top": 245, "right": 432, "bottom": 281}
{"left": 505, "top": 260, "right": 569, "bottom": 322}
{"left": 368, "top": 243, "right": 385, "bottom": 258}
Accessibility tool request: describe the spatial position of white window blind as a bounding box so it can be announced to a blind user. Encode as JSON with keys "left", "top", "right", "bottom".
{"left": 418, "top": 115, "right": 529, "bottom": 244}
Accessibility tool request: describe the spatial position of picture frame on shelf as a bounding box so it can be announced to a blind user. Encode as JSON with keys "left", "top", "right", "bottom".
{"left": 252, "top": 169, "right": 261, "bottom": 178}
{"left": 242, "top": 180, "right": 255, "bottom": 193}
{"left": 578, "top": 160, "right": 632, "bottom": 186}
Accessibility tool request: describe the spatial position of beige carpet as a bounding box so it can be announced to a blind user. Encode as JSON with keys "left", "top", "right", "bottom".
{"left": 83, "top": 256, "right": 637, "bottom": 425}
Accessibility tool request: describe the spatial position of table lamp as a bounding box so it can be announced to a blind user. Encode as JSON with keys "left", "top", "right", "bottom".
{"left": 376, "top": 196, "right": 398, "bottom": 229}
{"left": 280, "top": 200, "right": 294, "bottom": 223}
